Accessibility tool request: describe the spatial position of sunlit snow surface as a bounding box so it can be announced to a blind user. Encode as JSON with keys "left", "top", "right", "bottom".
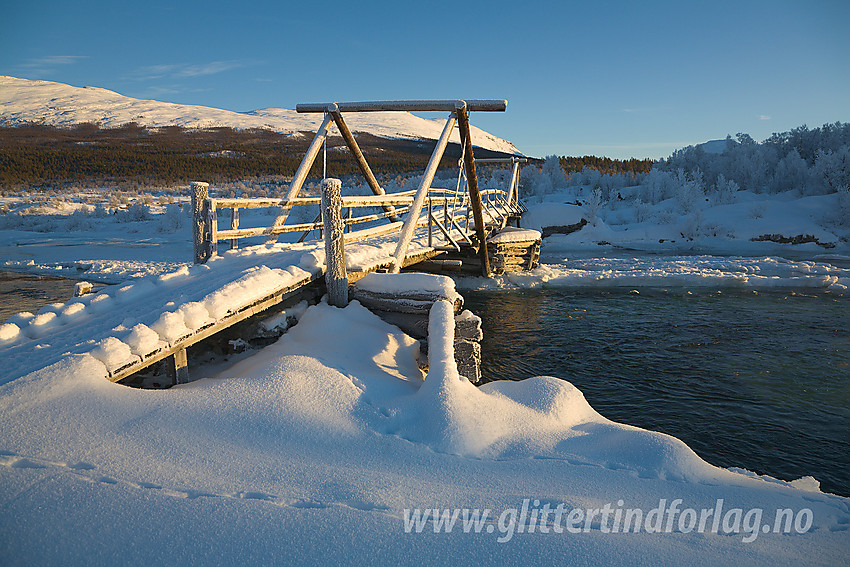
{"left": 456, "top": 254, "right": 850, "bottom": 293}
{"left": 2, "top": 299, "right": 849, "bottom": 565}
{"left": 1, "top": 181, "right": 850, "bottom": 563}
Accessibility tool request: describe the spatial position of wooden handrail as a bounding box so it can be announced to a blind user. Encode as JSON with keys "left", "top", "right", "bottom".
{"left": 194, "top": 183, "right": 518, "bottom": 263}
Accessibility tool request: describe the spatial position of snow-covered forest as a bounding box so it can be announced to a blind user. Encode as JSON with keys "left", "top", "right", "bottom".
{"left": 523, "top": 122, "right": 850, "bottom": 226}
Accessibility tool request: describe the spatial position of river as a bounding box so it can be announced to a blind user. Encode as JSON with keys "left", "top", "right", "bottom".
{"left": 463, "top": 284, "right": 850, "bottom": 497}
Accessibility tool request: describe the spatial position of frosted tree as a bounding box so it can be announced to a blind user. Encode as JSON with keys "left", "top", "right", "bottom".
{"left": 714, "top": 174, "right": 739, "bottom": 205}
{"left": 674, "top": 168, "right": 705, "bottom": 214}
{"left": 812, "top": 146, "right": 850, "bottom": 194}
{"left": 584, "top": 188, "right": 604, "bottom": 225}
{"left": 640, "top": 169, "right": 675, "bottom": 204}
{"left": 770, "top": 149, "right": 809, "bottom": 193}
{"left": 541, "top": 155, "right": 566, "bottom": 190}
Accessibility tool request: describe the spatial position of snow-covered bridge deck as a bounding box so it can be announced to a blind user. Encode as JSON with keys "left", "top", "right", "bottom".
{"left": 0, "top": 98, "right": 534, "bottom": 386}
{"left": 0, "top": 183, "right": 528, "bottom": 386}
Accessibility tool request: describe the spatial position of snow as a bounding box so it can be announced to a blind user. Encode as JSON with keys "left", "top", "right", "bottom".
{"left": 355, "top": 271, "right": 458, "bottom": 297}
{"left": 1, "top": 147, "right": 849, "bottom": 563}
{"left": 488, "top": 226, "right": 542, "bottom": 244}
{"left": 1, "top": 299, "right": 848, "bottom": 565}
{"left": 456, "top": 255, "right": 850, "bottom": 293}
{"left": 0, "top": 76, "right": 520, "bottom": 155}
{"left": 122, "top": 324, "right": 166, "bottom": 358}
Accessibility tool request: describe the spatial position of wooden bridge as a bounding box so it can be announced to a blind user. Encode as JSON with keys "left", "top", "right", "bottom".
{"left": 3, "top": 100, "right": 540, "bottom": 388}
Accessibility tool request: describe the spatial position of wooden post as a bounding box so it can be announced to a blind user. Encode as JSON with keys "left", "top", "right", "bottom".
{"left": 207, "top": 199, "right": 218, "bottom": 259}
{"left": 321, "top": 178, "right": 348, "bottom": 308}
{"left": 166, "top": 347, "right": 189, "bottom": 385}
{"left": 456, "top": 107, "right": 491, "bottom": 277}
{"left": 267, "top": 112, "right": 334, "bottom": 242}
{"left": 230, "top": 207, "right": 239, "bottom": 250}
{"left": 328, "top": 105, "right": 397, "bottom": 221}
{"left": 390, "top": 111, "right": 457, "bottom": 272}
{"left": 427, "top": 199, "right": 433, "bottom": 247}
{"left": 191, "top": 181, "right": 211, "bottom": 264}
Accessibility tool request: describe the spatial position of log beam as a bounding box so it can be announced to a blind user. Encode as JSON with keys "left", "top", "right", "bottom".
{"left": 455, "top": 107, "right": 491, "bottom": 277}
{"left": 328, "top": 105, "right": 397, "bottom": 220}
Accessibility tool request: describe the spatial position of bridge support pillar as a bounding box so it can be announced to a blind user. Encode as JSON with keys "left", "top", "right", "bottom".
{"left": 321, "top": 178, "right": 349, "bottom": 308}
{"left": 166, "top": 347, "right": 189, "bottom": 385}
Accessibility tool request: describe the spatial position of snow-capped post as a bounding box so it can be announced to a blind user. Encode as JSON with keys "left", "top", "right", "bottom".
{"left": 455, "top": 106, "right": 491, "bottom": 277}
{"left": 321, "top": 178, "right": 348, "bottom": 307}
{"left": 191, "top": 181, "right": 212, "bottom": 264}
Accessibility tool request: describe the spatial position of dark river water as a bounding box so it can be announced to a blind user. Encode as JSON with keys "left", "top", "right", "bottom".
{"left": 0, "top": 271, "right": 80, "bottom": 321}
{"left": 463, "top": 287, "right": 850, "bottom": 497}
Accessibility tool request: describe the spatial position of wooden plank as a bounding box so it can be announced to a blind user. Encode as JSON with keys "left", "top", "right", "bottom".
{"left": 474, "top": 157, "right": 528, "bottom": 164}
{"left": 217, "top": 222, "right": 321, "bottom": 239}
{"left": 107, "top": 271, "right": 323, "bottom": 383}
{"left": 214, "top": 191, "right": 419, "bottom": 209}
{"left": 343, "top": 221, "right": 404, "bottom": 243}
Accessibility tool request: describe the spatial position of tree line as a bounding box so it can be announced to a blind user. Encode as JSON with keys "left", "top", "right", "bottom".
{"left": 0, "top": 123, "right": 484, "bottom": 188}
{"left": 559, "top": 155, "right": 655, "bottom": 175}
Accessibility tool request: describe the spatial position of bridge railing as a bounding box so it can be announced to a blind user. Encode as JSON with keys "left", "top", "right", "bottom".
{"left": 191, "top": 180, "right": 523, "bottom": 266}
{"left": 191, "top": 183, "right": 499, "bottom": 262}
{"left": 192, "top": 99, "right": 525, "bottom": 275}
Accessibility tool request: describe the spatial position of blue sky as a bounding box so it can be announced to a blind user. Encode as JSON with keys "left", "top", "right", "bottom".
{"left": 2, "top": 0, "right": 848, "bottom": 159}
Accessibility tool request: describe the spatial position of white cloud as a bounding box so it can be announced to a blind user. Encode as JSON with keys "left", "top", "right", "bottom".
{"left": 759, "top": 114, "right": 772, "bottom": 120}
{"left": 129, "top": 60, "right": 248, "bottom": 81}
{"left": 20, "top": 55, "right": 88, "bottom": 69}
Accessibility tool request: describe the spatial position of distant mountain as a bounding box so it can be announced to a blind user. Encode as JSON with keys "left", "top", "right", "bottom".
{"left": 696, "top": 138, "right": 737, "bottom": 154}
{"left": 0, "top": 76, "right": 520, "bottom": 155}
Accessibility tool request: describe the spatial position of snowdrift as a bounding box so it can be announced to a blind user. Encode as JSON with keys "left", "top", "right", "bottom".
{"left": 1, "top": 299, "right": 848, "bottom": 565}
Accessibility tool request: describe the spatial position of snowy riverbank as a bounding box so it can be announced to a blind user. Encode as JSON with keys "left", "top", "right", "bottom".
{"left": 1, "top": 183, "right": 849, "bottom": 564}
{"left": 2, "top": 296, "right": 848, "bottom": 565}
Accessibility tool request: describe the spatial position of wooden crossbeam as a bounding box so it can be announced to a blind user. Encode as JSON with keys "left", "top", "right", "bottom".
{"left": 296, "top": 100, "right": 507, "bottom": 113}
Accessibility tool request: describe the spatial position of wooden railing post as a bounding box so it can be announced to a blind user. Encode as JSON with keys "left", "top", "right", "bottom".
{"left": 230, "top": 208, "right": 239, "bottom": 250}
{"left": 191, "top": 181, "right": 212, "bottom": 264}
{"left": 321, "top": 178, "right": 348, "bottom": 308}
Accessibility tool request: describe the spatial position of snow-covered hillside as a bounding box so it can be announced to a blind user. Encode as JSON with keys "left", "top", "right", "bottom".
{"left": 0, "top": 76, "right": 520, "bottom": 155}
